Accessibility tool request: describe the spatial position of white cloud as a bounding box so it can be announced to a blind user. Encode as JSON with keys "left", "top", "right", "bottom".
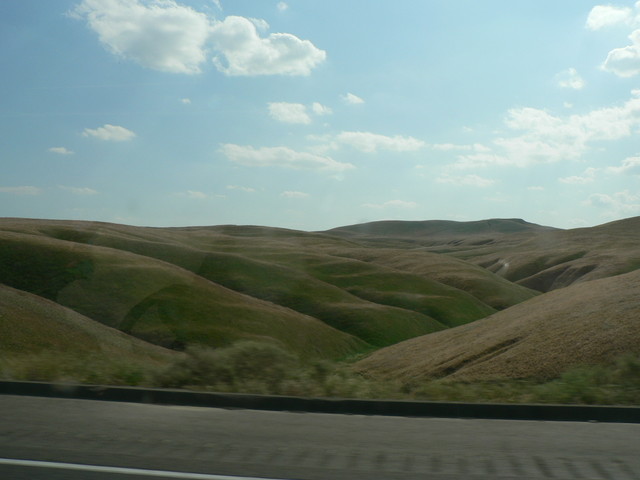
{"left": 311, "top": 102, "right": 332, "bottom": 116}
{"left": 49, "top": 147, "right": 74, "bottom": 155}
{"left": 246, "top": 18, "right": 268, "bottom": 32}
{"left": 363, "top": 200, "right": 417, "bottom": 209}
{"left": 281, "top": 191, "right": 309, "bottom": 198}
{"left": 527, "top": 186, "right": 545, "bottom": 191}
{"left": 335, "top": 131, "right": 425, "bottom": 153}
{"left": 226, "top": 185, "right": 256, "bottom": 192}
{"left": 608, "top": 155, "right": 640, "bottom": 175}
{"left": 459, "top": 92, "right": 640, "bottom": 168}
{"left": 342, "top": 93, "right": 364, "bottom": 105}
{"left": 72, "top": 1, "right": 325, "bottom": 77}
{"left": 602, "top": 29, "right": 640, "bottom": 77}
{"left": 586, "top": 190, "right": 640, "bottom": 215}
{"left": 0, "top": 186, "right": 42, "bottom": 195}
{"left": 452, "top": 153, "right": 514, "bottom": 169}
{"left": 436, "top": 174, "right": 495, "bottom": 187}
{"left": 268, "top": 102, "right": 311, "bottom": 124}
{"left": 71, "top": 0, "right": 212, "bottom": 74}
{"left": 59, "top": 185, "right": 98, "bottom": 195}
{"left": 587, "top": 3, "right": 640, "bottom": 77}
{"left": 220, "top": 144, "right": 354, "bottom": 173}
{"left": 586, "top": 5, "right": 634, "bottom": 30}
{"left": 181, "top": 98, "right": 191, "bottom": 104}
{"left": 559, "top": 167, "right": 599, "bottom": 184}
{"left": 277, "top": 2, "right": 288, "bottom": 11}
{"left": 82, "top": 124, "right": 136, "bottom": 141}
{"left": 185, "top": 190, "right": 208, "bottom": 199}
{"left": 211, "top": 16, "right": 326, "bottom": 76}
{"left": 556, "top": 68, "right": 585, "bottom": 89}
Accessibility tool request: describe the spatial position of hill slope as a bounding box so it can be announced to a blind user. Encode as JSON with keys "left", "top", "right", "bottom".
{"left": 0, "top": 218, "right": 508, "bottom": 350}
{"left": 0, "top": 229, "right": 366, "bottom": 358}
{"left": 354, "top": 269, "right": 640, "bottom": 382}
{"left": 0, "top": 283, "right": 174, "bottom": 360}
{"left": 323, "top": 218, "right": 556, "bottom": 248}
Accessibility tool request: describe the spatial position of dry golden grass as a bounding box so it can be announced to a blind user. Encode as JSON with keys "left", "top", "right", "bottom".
{"left": 326, "top": 216, "right": 640, "bottom": 293}
{"left": 354, "top": 269, "right": 640, "bottom": 382}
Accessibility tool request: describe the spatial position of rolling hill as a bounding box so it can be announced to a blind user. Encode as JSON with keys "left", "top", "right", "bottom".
{"left": 0, "top": 228, "right": 366, "bottom": 358}
{"left": 354, "top": 268, "right": 640, "bottom": 382}
{"left": 324, "top": 216, "right": 640, "bottom": 292}
{"left": 2, "top": 215, "right": 638, "bottom": 386}
{"left": 0, "top": 218, "right": 513, "bottom": 355}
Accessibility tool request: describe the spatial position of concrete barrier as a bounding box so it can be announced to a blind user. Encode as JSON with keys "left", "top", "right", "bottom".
{"left": 1, "top": 380, "right": 638, "bottom": 423}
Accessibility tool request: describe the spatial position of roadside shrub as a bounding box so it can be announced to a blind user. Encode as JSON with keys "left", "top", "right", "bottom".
{"left": 154, "top": 341, "right": 299, "bottom": 393}
{"left": 152, "top": 341, "right": 399, "bottom": 398}
{"left": 530, "top": 353, "right": 640, "bottom": 405}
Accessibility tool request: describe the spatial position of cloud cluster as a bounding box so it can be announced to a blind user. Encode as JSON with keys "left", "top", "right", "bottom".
{"left": 587, "top": 3, "right": 640, "bottom": 77}
{"left": 211, "top": 16, "right": 325, "bottom": 76}
{"left": 220, "top": 144, "right": 354, "bottom": 173}
{"left": 72, "top": 0, "right": 325, "bottom": 76}
{"left": 49, "top": 147, "right": 74, "bottom": 155}
{"left": 83, "top": 124, "right": 136, "bottom": 141}
{"left": 608, "top": 155, "right": 640, "bottom": 175}
{"left": 341, "top": 93, "right": 364, "bottom": 105}
{"left": 586, "top": 190, "right": 640, "bottom": 215}
{"left": 268, "top": 102, "right": 310, "bottom": 124}
{"left": 559, "top": 167, "right": 598, "bottom": 184}
{"left": 59, "top": 186, "right": 99, "bottom": 195}
{"left": 556, "top": 68, "right": 585, "bottom": 89}
{"left": 450, "top": 90, "right": 640, "bottom": 169}
{"left": 334, "top": 131, "right": 425, "bottom": 153}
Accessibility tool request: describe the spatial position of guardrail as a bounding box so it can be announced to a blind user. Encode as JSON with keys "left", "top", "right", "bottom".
{"left": 1, "top": 380, "right": 638, "bottom": 423}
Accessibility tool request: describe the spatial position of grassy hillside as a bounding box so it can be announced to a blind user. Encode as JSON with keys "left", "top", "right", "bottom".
{"left": 0, "top": 230, "right": 366, "bottom": 358}
{"left": 0, "top": 283, "right": 173, "bottom": 359}
{"left": 3, "top": 215, "right": 638, "bottom": 392}
{"left": 0, "top": 284, "right": 177, "bottom": 383}
{"left": 354, "top": 269, "right": 640, "bottom": 383}
{"left": 332, "top": 248, "right": 538, "bottom": 310}
{"left": 465, "top": 217, "right": 640, "bottom": 291}
{"left": 324, "top": 216, "right": 640, "bottom": 292}
{"left": 0, "top": 218, "right": 506, "bottom": 348}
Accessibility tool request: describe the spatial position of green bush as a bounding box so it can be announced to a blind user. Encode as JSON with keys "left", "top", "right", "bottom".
{"left": 530, "top": 353, "right": 640, "bottom": 405}
{"left": 152, "top": 340, "right": 398, "bottom": 398}
{"left": 154, "top": 341, "right": 299, "bottom": 393}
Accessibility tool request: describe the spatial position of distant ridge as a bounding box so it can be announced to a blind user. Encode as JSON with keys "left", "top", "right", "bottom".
{"left": 321, "top": 218, "right": 558, "bottom": 249}
{"left": 323, "top": 218, "right": 557, "bottom": 238}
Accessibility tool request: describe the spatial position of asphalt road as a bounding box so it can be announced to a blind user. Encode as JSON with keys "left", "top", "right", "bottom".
{"left": 1, "top": 394, "right": 639, "bottom": 480}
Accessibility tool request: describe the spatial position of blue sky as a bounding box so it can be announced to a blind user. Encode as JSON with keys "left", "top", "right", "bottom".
{"left": 1, "top": 0, "right": 639, "bottom": 230}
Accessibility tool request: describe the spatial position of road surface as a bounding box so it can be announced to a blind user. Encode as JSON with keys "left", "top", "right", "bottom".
{"left": 1, "top": 394, "right": 638, "bottom": 479}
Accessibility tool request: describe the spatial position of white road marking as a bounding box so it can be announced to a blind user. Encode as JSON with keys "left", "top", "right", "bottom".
{"left": 0, "top": 458, "right": 292, "bottom": 480}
